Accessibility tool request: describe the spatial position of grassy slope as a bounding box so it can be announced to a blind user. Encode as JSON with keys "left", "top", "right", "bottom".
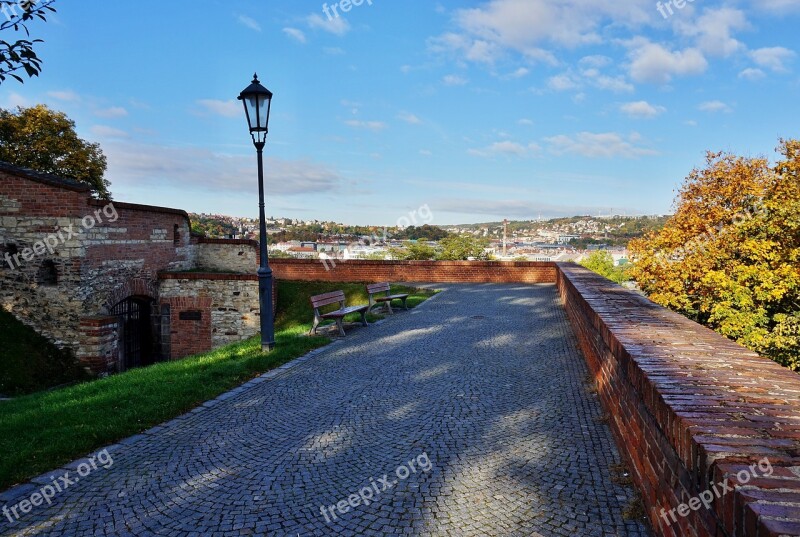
{"left": 0, "top": 309, "right": 90, "bottom": 396}
{"left": 0, "top": 282, "right": 435, "bottom": 490}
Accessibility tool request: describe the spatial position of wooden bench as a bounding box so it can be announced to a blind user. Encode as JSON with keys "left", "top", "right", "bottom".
{"left": 367, "top": 283, "right": 410, "bottom": 314}
{"left": 309, "top": 290, "right": 369, "bottom": 336}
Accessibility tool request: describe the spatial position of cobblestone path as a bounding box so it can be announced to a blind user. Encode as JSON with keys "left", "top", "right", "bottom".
{"left": 1, "top": 284, "right": 650, "bottom": 537}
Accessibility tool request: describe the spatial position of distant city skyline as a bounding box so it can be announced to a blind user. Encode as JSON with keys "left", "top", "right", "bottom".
{"left": 1, "top": 0, "right": 797, "bottom": 225}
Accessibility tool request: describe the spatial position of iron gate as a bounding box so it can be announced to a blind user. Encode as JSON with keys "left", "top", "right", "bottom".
{"left": 111, "top": 297, "right": 155, "bottom": 370}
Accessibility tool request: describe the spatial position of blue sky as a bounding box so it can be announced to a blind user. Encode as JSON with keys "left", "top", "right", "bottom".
{"left": 2, "top": 0, "right": 798, "bottom": 225}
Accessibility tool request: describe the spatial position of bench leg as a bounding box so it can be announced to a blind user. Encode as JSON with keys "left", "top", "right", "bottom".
{"left": 359, "top": 310, "right": 368, "bottom": 327}
{"left": 310, "top": 316, "right": 320, "bottom": 336}
{"left": 401, "top": 297, "right": 409, "bottom": 310}
{"left": 385, "top": 300, "right": 394, "bottom": 315}
{"left": 335, "top": 318, "right": 346, "bottom": 337}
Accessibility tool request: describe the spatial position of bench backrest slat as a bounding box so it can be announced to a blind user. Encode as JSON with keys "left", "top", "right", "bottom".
{"left": 367, "top": 282, "right": 391, "bottom": 294}
{"left": 311, "top": 290, "right": 346, "bottom": 309}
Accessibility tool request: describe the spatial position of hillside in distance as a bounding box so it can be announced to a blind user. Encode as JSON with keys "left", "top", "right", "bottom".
{"left": 190, "top": 213, "right": 670, "bottom": 248}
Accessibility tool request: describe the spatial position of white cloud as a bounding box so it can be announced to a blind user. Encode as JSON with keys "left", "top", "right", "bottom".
{"left": 586, "top": 72, "right": 634, "bottom": 93}
{"left": 698, "top": 100, "right": 732, "bottom": 113}
{"left": 419, "top": 149, "right": 433, "bottom": 156}
{"left": 753, "top": 0, "right": 800, "bottom": 13}
{"left": 452, "top": 0, "right": 650, "bottom": 51}
{"left": 545, "top": 131, "right": 657, "bottom": 158}
{"left": 283, "top": 27, "right": 307, "bottom": 43}
{"left": 307, "top": 13, "right": 350, "bottom": 36}
{"left": 91, "top": 125, "right": 128, "bottom": 139}
{"left": 2, "top": 93, "right": 29, "bottom": 109}
{"left": 749, "top": 47, "right": 796, "bottom": 72}
{"left": 344, "top": 120, "right": 387, "bottom": 132}
{"left": 94, "top": 107, "right": 128, "bottom": 119}
{"left": 548, "top": 73, "right": 580, "bottom": 91}
{"left": 434, "top": 198, "right": 612, "bottom": 219}
{"left": 620, "top": 101, "right": 666, "bottom": 119}
{"left": 103, "top": 141, "right": 344, "bottom": 196}
{"left": 237, "top": 15, "right": 261, "bottom": 32}
{"left": 579, "top": 55, "right": 613, "bottom": 68}
{"left": 428, "top": 32, "right": 504, "bottom": 64}
{"left": 738, "top": 68, "right": 766, "bottom": 80}
{"left": 674, "top": 8, "right": 748, "bottom": 57}
{"left": 518, "top": 118, "right": 534, "bottom": 126}
{"left": 469, "top": 141, "right": 541, "bottom": 158}
{"left": 508, "top": 67, "right": 530, "bottom": 78}
{"left": 443, "top": 74, "right": 468, "bottom": 86}
{"left": 47, "top": 90, "right": 80, "bottom": 102}
{"left": 627, "top": 41, "right": 708, "bottom": 84}
{"left": 196, "top": 99, "right": 240, "bottom": 118}
{"left": 548, "top": 69, "right": 633, "bottom": 93}
{"left": 398, "top": 112, "right": 422, "bottom": 124}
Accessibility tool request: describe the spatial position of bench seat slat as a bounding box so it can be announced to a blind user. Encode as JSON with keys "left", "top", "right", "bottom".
{"left": 321, "top": 305, "right": 369, "bottom": 319}
{"left": 375, "top": 293, "right": 409, "bottom": 302}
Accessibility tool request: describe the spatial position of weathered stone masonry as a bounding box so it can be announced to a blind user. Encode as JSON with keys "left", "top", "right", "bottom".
{"left": 0, "top": 162, "right": 265, "bottom": 373}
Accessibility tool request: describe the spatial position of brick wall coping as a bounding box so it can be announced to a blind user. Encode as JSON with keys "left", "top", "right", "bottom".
{"left": 555, "top": 262, "right": 800, "bottom": 536}
{"left": 0, "top": 160, "right": 91, "bottom": 192}
{"left": 87, "top": 198, "right": 189, "bottom": 220}
{"left": 269, "top": 258, "right": 555, "bottom": 268}
{"left": 198, "top": 238, "right": 259, "bottom": 247}
{"left": 159, "top": 272, "right": 256, "bottom": 281}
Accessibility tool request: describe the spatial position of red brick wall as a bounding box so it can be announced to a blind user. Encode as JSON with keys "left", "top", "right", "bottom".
{"left": 269, "top": 258, "right": 557, "bottom": 283}
{"left": 163, "top": 296, "right": 212, "bottom": 359}
{"left": 556, "top": 263, "right": 800, "bottom": 537}
{"left": 0, "top": 172, "right": 89, "bottom": 217}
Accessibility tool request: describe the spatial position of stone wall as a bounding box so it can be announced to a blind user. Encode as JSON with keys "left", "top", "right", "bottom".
{"left": 159, "top": 274, "right": 265, "bottom": 354}
{"left": 556, "top": 263, "right": 800, "bottom": 537}
{"left": 196, "top": 238, "right": 258, "bottom": 273}
{"left": 0, "top": 165, "right": 195, "bottom": 372}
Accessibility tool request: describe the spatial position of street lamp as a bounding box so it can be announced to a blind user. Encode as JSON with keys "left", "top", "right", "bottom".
{"left": 239, "top": 73, "right": 275, "bottom": 352}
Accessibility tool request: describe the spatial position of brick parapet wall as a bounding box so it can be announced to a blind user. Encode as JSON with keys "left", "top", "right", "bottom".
{"left": 269, "top": 258, "right": 557, "bottom": 283}
{"left": 555, "top": 262, "right": 800, "bottom": 536}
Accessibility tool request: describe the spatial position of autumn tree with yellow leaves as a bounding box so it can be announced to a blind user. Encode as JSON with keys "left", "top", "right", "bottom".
{"left": 630, "top": 139, "right": 800, "bottom": 371}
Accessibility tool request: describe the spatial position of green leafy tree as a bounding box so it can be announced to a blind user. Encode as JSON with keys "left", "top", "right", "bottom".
{"left": 393, "top": 225, "right": 450, "bottom": 241}
{"left": 630, "top": 139, "right": 800, "bottom": 371}
{"left": 437, "top": 235, "right": 490, "bottom": 260}
{"left": 389, "top": 242, "right": 437, "bottom": 260}
{"left": 0, "top": 105, "right": 110, "bottom": 198}
{"left": 0, "top": 0, "right": 56, "bottom": 84}
{"left": 579, "top": 250, "right": 629, "bottom": 284}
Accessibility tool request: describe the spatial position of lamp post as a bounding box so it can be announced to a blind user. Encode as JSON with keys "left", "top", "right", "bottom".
{"left": 239, "top": 73, "right": 275, "bottom": 352}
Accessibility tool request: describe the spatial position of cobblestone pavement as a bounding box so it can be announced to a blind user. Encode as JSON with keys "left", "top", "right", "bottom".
{"left": 1, "top": 284, "right": 651, "bottom": 537}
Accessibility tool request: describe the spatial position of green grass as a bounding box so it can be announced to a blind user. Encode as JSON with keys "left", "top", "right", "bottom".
{"left": 0, "top": 309, "right": 90, "bottom": 396}
{"left": 0, "top": 281, "right": 435, "bottom": 490}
